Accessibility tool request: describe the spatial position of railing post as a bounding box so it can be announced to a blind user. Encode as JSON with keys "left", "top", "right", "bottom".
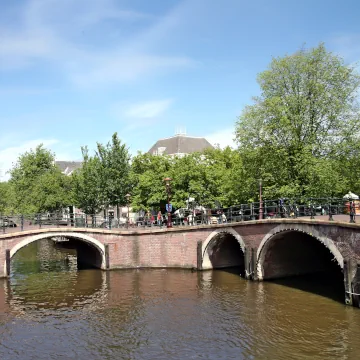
{"left": 263, "top": 200, "right": 267, "bottom": 219}
{"left": 310, "top": 199, "right": 315, "bottom": 219}
{"left": 293, "top": 200, "right": 298, "bottom": 218}
{"left": 328, "top": 199, "right": 334, "bottom": 221}
{"left": 276, "top": 200, "right": 280, "bottom": 218}
{"left": 240, "top": 205, "right": 244, "bottom": 222}
{"left": 2, "top": 215, "right": 5, "bottom": 234}
{"left": 21, "top": 215, "right": 24, "bottom": 231}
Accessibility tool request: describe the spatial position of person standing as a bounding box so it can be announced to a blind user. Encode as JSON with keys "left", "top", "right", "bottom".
{"left": 157, "top": 211, "right": 162, "bottom": 227}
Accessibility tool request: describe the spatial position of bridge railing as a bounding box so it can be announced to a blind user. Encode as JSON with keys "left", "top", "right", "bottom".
{"left": 0, "top": 198, "right": 359, "bottom": 234}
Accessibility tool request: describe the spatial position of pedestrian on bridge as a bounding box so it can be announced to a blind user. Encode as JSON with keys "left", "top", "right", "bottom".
{"left": 157, "top": 211, "right": 162, "bottom": 227}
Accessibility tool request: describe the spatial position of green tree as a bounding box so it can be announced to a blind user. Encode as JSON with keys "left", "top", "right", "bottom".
{"left": 72, "top": 146, "right": 103, "bottom": 215}
{"left": 0, "top": 181, "right": 15, "bottom": 213}
{"left": 130, "top": 148, "right": 248, "bottom": 211}
{"left": 202, "top": 147, "right": 249, "bottom": 205}
{"left": 170, "top": 153, "right": 208, "bottom": 208}
{"left": 336, "top": 138, "right": 360, "bottom": 196}
{"left": 130, "top": 152, "right": 171, "bottom": 211}
{"left": 32, "top": 170, "right": 73, "bottom": 213}
{"left": 96, "top": 133, "right": 131, "bottom": 213}
{"left": 235, "top": 43, "right": 360, "bottom": 199}
{"left": 9, "top": 145, "right": 72, "bottom": 213}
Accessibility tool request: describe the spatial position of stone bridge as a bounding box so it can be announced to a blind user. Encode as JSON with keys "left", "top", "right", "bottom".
{"left": 1, "top": 218, "right": 360, "bottom": 306}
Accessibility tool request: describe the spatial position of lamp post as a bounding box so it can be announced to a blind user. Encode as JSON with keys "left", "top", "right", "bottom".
{"left": 164, "top": 177, "right": 172, "bottom": 228}
{"left": 125, "top": 193, "right": 131, "bottom": 228}
{"left": 259, "top": 178, "right": 263, "bottom": 220}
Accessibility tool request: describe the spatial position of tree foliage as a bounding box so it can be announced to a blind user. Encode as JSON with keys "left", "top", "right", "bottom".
{"left": 130, "top": 152, "right": 171, "bottom": 211}
{"left": 235, "top": 43, "right": 360, "bottom": 199}
{"left": 9, "top": 145, "right": 73, "bottom": 213}
{"left": 96, "top": 132, "right": 131, "bottom": 207}
{"left": 72, "top": 146, "right": 103, "bottom": 215}
{"left": 130, "top": 147, "right": 248, "bottom": 211}
{"left": 72, "top": 133, "right": 132, "bottom": 215}
{"left": 0, "top": 182, "right": 15, "bottom": 213}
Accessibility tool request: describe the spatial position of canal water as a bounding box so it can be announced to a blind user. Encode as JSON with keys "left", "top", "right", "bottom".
{"left": 0, "top": 239, "right": 360, "bottom": 360}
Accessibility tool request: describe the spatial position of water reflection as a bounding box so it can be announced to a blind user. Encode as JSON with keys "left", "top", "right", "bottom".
{"left": 0, "top": 241, "right": 359, "bottom": 359}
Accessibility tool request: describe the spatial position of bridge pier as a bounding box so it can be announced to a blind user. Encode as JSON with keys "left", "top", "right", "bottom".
{"left": 244, "top": 247, "right": 256, "bottom": 280}
{"left": 5, "top": 249, "right": 10, "bottom": 277}
{"left": 352, "top": 264, "right": 360, "bottom": 308}
{"left": 197, "top": 241, "right": 202, "bottom": 270}
{"left": 344, "top": 260, "right": 360, "bottom": 307}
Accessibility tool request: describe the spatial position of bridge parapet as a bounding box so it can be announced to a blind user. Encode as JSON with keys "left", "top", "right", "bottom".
{"left": 1, "top": 196, "right": 359, "bottom": 235}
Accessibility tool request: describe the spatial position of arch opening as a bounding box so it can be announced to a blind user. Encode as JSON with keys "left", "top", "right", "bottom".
{"left": 203, "top": 232, "right": 245, "bottom": 276}
{"left": 257, "top": 230, "right": 344, "bottom": 301}
{"left": 55, "top": 238, "right": 103, "bottom": 270}
{"left": 7, "top": 232, "right": 105, "bottom": 277}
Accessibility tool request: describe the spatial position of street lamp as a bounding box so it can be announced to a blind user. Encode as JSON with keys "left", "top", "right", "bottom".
{"left": 259, "top": 179, "right": 263, "bottom": 220}
{"left": 125, "top": 193, "right": 131, "bottom": 228}
{"left": 164, "top": 177, "right": 172, "bottom": 228}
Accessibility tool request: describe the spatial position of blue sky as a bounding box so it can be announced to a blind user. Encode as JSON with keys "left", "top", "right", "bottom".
{"left": 1, "top": 0, "right": 360, "bottom": 180}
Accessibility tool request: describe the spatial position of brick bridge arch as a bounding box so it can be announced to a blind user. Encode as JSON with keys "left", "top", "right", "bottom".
{"left": 1, "top": 219, "right": 360, "bottom": 306}
{"left": 4, "top": 231, "right": 106, "bottom": 275}
{"left": 201, "top": 227, "right": 246, "bottom": 270}
{"left": 256, "top": 223, "right": 345, "bottom": 280}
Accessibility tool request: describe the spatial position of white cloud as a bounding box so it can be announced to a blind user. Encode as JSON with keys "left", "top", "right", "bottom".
{"left": 24, "top": 0, "right": 149, "bottom": 30}
{"left": 204, "top": 127, "right": 237, "bottom": 149}
{"left": 124, "top": 99, "right": 173, "bottom": 118}
{"left": 72, "top": 55, "right": 194, "bottom": 87}
{"left": 0, "top": 0, "right": 196, "bottom": 86}
{"left": 0, "top": 139, "right": 59, "bottom": 181}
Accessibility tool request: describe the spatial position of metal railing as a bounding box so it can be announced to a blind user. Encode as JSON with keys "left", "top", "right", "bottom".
{"left": 0, "top": 198, "right": 359, "bottom": 234}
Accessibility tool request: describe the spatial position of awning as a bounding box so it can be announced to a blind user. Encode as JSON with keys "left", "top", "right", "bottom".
{"left": 343, "top": 191, "right": 359, "bottom": 200}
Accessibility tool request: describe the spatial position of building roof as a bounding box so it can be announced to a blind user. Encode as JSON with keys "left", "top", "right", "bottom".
{"left": 147, "top": 135, "right": 214, "bottom": 156}
{"left": 55, "top": 161, "right": 83, "bottom": 175}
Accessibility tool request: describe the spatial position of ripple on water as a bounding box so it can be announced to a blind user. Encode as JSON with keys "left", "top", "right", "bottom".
{"left": 0, "top": 244, "right": 360, "bottom": 360}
